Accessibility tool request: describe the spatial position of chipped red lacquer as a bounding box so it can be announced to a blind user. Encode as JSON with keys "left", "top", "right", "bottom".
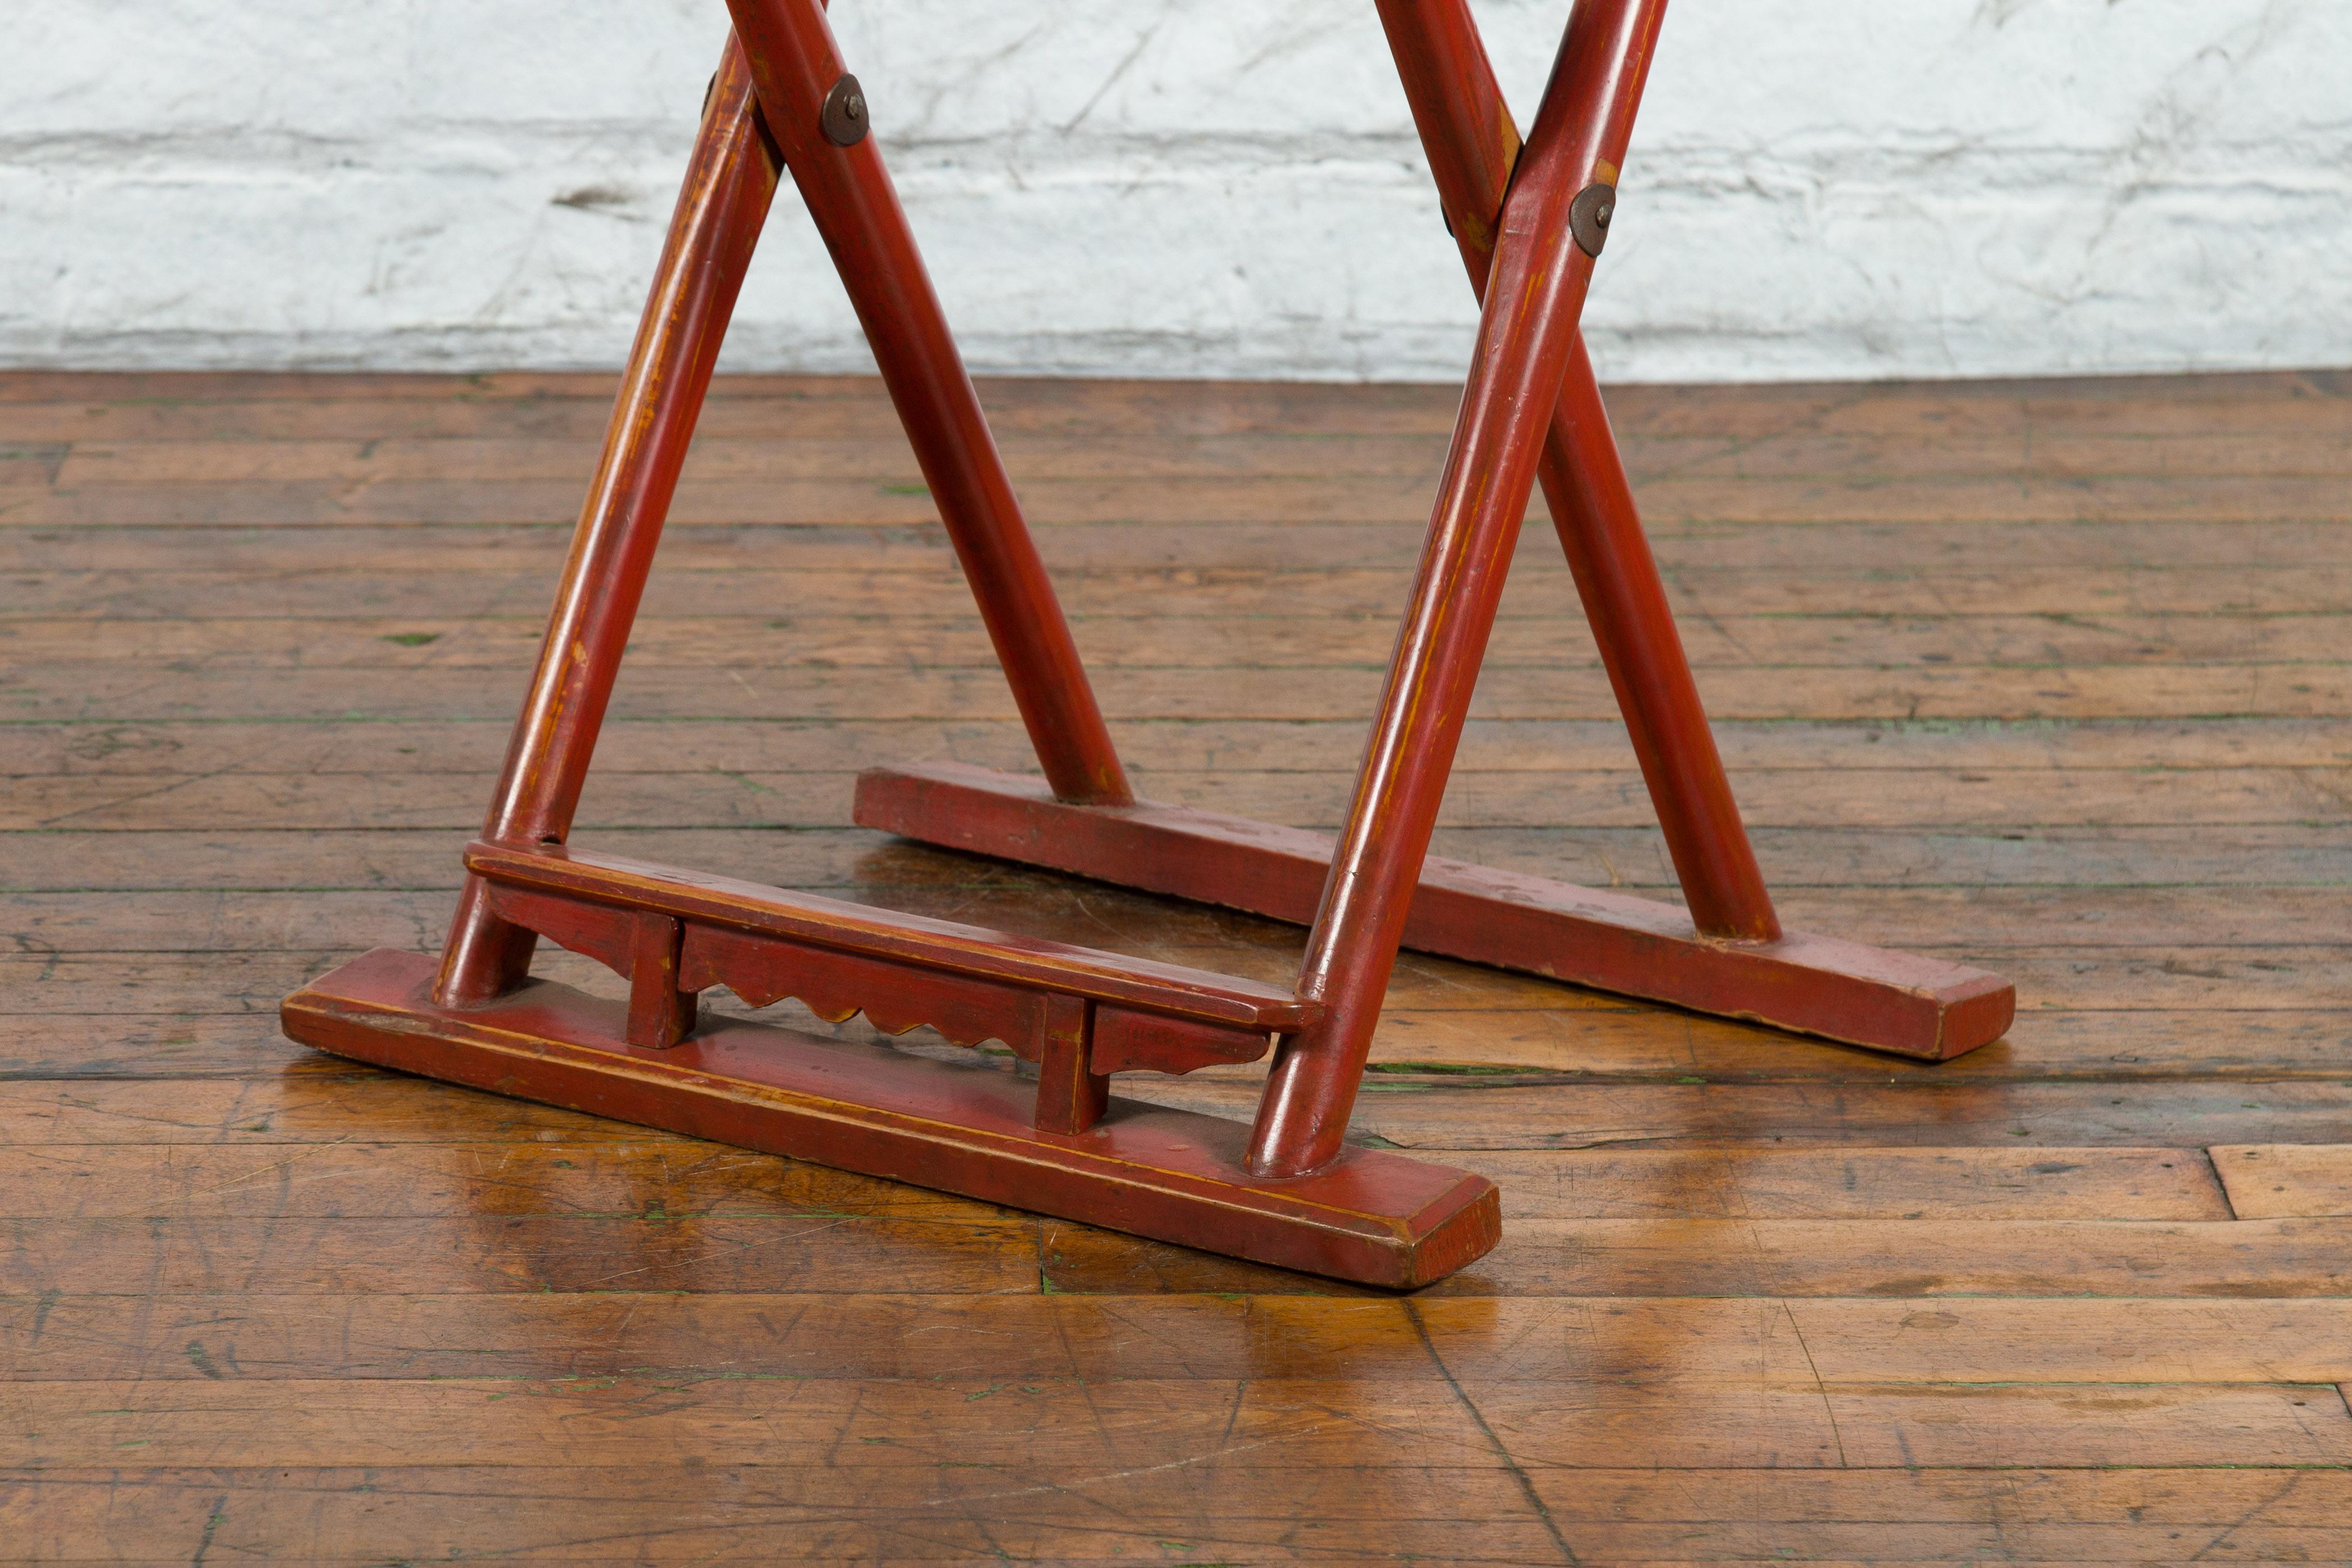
{"left": 282, "top": 0, "right": 2011, "bottom": 1287}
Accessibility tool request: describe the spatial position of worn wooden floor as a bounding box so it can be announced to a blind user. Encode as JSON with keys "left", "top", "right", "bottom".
{"left": 3, "top": 366, "right": 2350, "bottom": 1563}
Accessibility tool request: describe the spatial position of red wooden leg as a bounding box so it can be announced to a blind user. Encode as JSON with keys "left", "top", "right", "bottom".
{"left": 625, "top": 912, "right": 698, "bottom": 1049}
{"left": 1250, "top": 0, "right": 1671, "bottom": 1179}
{"left": 1033, "top": 995, "right": 1109, "bottom": 1135}
{"left": 436, "top": 38, "right": 781, "bottom": 1008}
{"left": 1546, "top": 341, "right": 1778, "bottom": 937}
{"left": 724, "top": 0, "right": 1130, "bottom": 808}
{"left": 1378, "top": 0, "right": 1776, "bottom": 940}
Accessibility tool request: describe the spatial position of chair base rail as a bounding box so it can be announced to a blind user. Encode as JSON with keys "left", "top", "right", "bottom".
{"left": 855, "top": 762, "right": 2016, "bottom": 1062}
{"left": 283, "top": 948, "right": 1502, "bottom": 1289}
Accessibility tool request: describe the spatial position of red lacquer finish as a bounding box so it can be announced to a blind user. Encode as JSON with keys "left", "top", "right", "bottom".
{"left": 1547, "top": 336, "right": 1778, "bottom": 938}
{"left": 1251, "top": 0, "right": 1674, "bottom": 1179}
{"left": 286, "top": 0, "right": 2013, "bottom": 1286}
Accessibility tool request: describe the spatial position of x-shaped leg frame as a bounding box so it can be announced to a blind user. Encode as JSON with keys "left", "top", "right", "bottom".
{"left": 283, "top": 0, "right": 2012, "bottom": 1287}
{"left": 860, "top": 0, "right": 2016, "bottom": 1168}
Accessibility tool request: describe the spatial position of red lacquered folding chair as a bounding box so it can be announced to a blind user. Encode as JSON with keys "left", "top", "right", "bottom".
{"left": 285, "top": 0, "right": 2013, "bottom": 1287}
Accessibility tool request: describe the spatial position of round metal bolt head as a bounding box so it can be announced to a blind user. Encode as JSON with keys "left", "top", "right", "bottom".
{"left": 821, "top": 74, "right": 870, "bottom": 147}
{"left": 1569, "top": 182, "right": 1618, "bottom": 258}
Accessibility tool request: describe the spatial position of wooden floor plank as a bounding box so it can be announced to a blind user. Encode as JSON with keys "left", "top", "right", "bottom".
{"left": 11, "top": 1006, "right": 2349, "bottom": 1087}
{"left": 12, "top": 884, "right": 2350, "bottom": 959}
{"left": 13, "top": 517, "right": 2352, "bottom": 580}
{"left": 14, "top": 658, "right": 2347, "bottom": 724}
{"left": 22, "top": 554, "right": 2352, "bottom": 621}
{"left": 10, "top": 1376, "right": 2346, "bottom": 1472}
{"left": 30, "top": 427, "right": 2352, "bottom": 488}
{"left": 10, "top": 1294, "right": 2346, "bottom": 1385}
{"left": 10, "top": 716, "right": 2350, "bottom": 779}
{"left": 13, "top": 761, "right": 2348, "bottom": 834}
{"left": 11, "top": 1068, "right": 2352, "bottom": 1153}
{"left": 2210, "top": 1144, "right": 2352, "bottom": 1218}
{"left": 19, "top": 608, "right": 2352, "bottom": 676}
{"left": 12, "top": 822, "right": 2351, "bottom": 897}
{"left": 10, "top": 940, "right": 2344, "bottom": 1019}
{"left": 1036, "top": 1216, "right": 2352, "bottom": 1300}
{"left": 10, "top": 1210, "right": 2348, "bottom": 1302}
{"left": 0, "top": 1143, "right": 2231, "bottom": 1223}
{"left": 7, "top": 1466, "right": 2350, "bottom": 1565}
{"left": 19, "top": 467, "right": 2352, "bottom": 528}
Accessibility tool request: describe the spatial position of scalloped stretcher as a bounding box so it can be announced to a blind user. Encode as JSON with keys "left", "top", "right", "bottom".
{"left": 281, "top": 0, "right": 2012, "bottom": 1288}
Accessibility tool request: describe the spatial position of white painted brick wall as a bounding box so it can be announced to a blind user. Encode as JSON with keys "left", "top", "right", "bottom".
{"left": 8, "top": 1, "right": 2348, "bottom": 383}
